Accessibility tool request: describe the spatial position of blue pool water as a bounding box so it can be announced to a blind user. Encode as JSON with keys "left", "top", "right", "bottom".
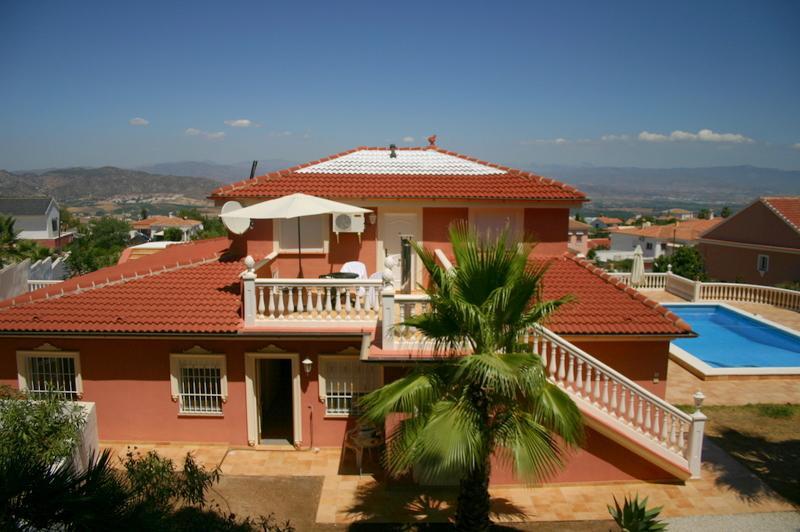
{"left": 666, "top": 304, "right": 800, "bottom": 368}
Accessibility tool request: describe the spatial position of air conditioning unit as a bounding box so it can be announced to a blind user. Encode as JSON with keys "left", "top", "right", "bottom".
{"left": 332, "top": 212, "right": 365, "bottom": 241}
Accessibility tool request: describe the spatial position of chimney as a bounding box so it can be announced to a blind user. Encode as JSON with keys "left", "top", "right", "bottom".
{"left": 389, "top": 144, "right": 397, "bottom": 158}
{"left": 249, "top": 160, "right": 258, "bottom": 179}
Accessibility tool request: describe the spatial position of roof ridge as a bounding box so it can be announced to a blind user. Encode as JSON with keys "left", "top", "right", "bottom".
{"left": 562, "top": 253, "right": 692, "bottom": 333}
{"left": 3, "top": 254, "right": 222, "bottom": 310}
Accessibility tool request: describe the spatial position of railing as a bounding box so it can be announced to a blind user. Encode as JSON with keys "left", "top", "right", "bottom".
{"left": 393, "top": 293, "right": 432, "bottom": 346}
{"left": 664, "top": 271, "right": 697, "bottom": 301}
{"left": 27, "top": 279, "right": 63, "bottom": 292}
{"left": 526, "top": 326, "right": 705, "bottom": 476}
{"left": 698, "top": 282, "right": 800, "bottom": 311}
{"left": 608, "top": 272, "right": 667, "bottom": 290}
{"left": 664, "top": 271, "right": 800, "bottom": 311}
{"left": 253, "top": 278, "right": 383, "bottom": 321}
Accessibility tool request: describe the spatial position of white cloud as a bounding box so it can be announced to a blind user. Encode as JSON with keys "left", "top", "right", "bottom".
{"left": 185, "top": 128, "right": 225, "bottom": 140}
{"left": 269, "top": 130, "right": 293, "bottom": 137}
{"left": 520, "top": 137, "right": 570, "bottom": 145}
{"left": 792, "top": 143, "right": 800, "bottom": 151}
{"left": 638, "top": 129, "right": 754, "bottom": 144}
{"left": 402, "top": 136, "right": 415, "bottom": 143}
{"left": 129, "top": 117, "right": 149, "bottom": 126}
{"left": 224, "top": 118, "right": 259, "bottom": 128}
{"left": 600, "top": 134, "right": 630, "bottom": 142}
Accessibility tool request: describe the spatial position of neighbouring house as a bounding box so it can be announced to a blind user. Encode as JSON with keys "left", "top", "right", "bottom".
{"left": 132, "top": 214, "right": 203, "bottom": 241}
{"left": 117, "top": 241, "right": 186, "bottom": 263}
{"left": 567, "top": 218, "right": 592, "bottom": 255}
{"left": 0, "top": 144, "right": 703, "bottom": 486}
{"left": 698, "top": 196, "right": 800, "bottom": 286}
{"left": 0, "top": 196, "right": 74, "bottom": 249}
{"left": 588, "top": 237, "right": 610, "bottom": 251}
{"left": 589, "top": 216, "right": 623, "bottom": 230}
{"left": 662, "top": 208, "right": 694, "bottom": 221}
{"left": 607, "top": 218, "right": 722, "bottom": 261}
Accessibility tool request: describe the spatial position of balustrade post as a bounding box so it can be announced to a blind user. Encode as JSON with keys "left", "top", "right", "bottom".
{"left": 242, "top": 256, "right": 257, "bottom": 327}
{"left": 687, "top": 391, "right": 707, "bottom": 478}
{"left": 381, "top": 256, "right": 397, "bottom": 349}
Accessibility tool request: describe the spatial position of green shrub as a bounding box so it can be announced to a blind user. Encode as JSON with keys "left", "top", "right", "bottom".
{"left": 608, "top": 494, "right": 666, "bottom": 531}
{"left": 756, "top": 404, "right": 796, "bottom": 419}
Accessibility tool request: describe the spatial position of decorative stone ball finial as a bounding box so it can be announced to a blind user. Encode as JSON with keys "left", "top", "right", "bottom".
{"left": 693, "top": 390, "right": 705, "bottom": 411}
{"left": 244, "top": 255, "right": 256, "bottom": 274}
{"left": 667, "top": 264, "right": 673, "bottom": 272}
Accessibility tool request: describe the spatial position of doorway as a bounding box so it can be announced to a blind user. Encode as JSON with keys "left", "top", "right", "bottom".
{"left": 381, "top": 213, "right": 418, "bottom": 291}
{"left": 257, "top": 358, "right": 294, "bottom": 445}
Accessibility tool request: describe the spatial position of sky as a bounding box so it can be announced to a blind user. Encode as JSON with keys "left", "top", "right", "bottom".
{"left": 1, "top": 0, "right": 799, "bottom": 171}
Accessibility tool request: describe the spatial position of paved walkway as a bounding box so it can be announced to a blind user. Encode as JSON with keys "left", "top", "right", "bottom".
{"left": 104, "top": 439, "right": 797, "bottom": 525}
{"left": 665, "top": 511, "right": 800, "bottom": 532}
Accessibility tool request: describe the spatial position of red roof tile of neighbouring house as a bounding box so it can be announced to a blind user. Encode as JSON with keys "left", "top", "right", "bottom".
{"left": 609, "top": 218, "right": 722, "bottom": 243}
{"left": 588, "top": 238, "right": 610, "bottom": 250}
{"left": 762, "top": 196, "right": 800, "bottom": 233}
{"left": 132, "top": 215, "right": 202, "bottom": 230}
{"left": 537, "top": 255, "right": 692, "bottom": 336}
{"left": 0, "top": 240, "right": 689, "bottom": 337}
{"left": 210, "top": 146, "right": 586, "bottom": 202}
{"left": 594, "top": 217, "right": 624, "bottom": 225}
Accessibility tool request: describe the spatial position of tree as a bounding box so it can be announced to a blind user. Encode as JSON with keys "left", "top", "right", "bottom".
{"left": 360, "top": 223, "right": 583, "bottom": 531}
{"left": 653, "top": 246, "right": 706, "bottom": 280}
{"left": 0, "top": 215, "right": 53, "bottom": 268}
{"left": 60, "top": 208, "right": 80, "bottom": 232}
{"left": 574, "top": 211, "right": 584, "bottom": 222}
{"left": 697, "top": 208, "right": 710, "bottom": 220}
{"left": 140, "top": 207, "right": 149, "bottom": 221}
{"left": 720, "top": 205, "right": 732, "bottom": 218}
{"left": 66, "top": 216, "right": 131, "bottom": 276}
{"left": 163, "top": 227, "right": 184, "bottom": 242}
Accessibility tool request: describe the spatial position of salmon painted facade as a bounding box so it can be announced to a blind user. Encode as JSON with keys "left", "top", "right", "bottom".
{"left": 0, "top": 144, "right": 706, "bottom": 485}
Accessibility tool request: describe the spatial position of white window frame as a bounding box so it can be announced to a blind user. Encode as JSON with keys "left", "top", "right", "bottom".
{"left": 318, "top": 355, "right": 383, "bottom": 418}
{"left": 275, "top": 215, "right": 328, "bottom": 254}
{"left": 169, "top": 353, "right": 228, "bottom": 416}
{"left": 17, "top": 349, "right": 82, "bottom": 399}
{"left": 757, "top": 254, "right": 770, "bottom": 275}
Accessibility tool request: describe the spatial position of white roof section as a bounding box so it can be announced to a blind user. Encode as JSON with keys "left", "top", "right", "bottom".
{"left": 295, "top": 149, "right": 507, "bottom": 176}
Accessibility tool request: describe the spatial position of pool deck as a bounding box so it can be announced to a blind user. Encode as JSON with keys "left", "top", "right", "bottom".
{"left": 645, "top": 290, "right": 800, "bottom": 406}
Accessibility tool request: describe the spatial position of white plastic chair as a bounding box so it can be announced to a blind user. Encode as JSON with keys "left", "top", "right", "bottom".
{"left": 340, "top": 261, "right": 367, "bottom": 279}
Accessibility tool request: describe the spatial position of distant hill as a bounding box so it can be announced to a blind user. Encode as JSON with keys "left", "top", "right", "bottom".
{"left": 528, "top": 164, "right": 800, "bottom": 210}
{"left": 136, "top": 159, "right": 297, "bottom": 183}
{"left": 0, "top": 166, "right": 222, "bottom": 202}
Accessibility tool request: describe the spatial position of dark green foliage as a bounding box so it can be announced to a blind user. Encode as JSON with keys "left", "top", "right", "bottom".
{"left": 360, "top": 223, "right": 583, "bottom": 532}
{"left": 0, "top": 214, "right": 54, "bottom": 267}
{"left": 697, "top": 208, "right": 711, "bottom": 219}
{"left": 720, "top": 205, "right": 732, "bottom": 218}
{"left": 607, "top": 494, "right": 666, "bottom": 531}
{"left": 653, "top": 246, "right": 706, "bottom": 280}
{"left": 756, "top": 404, "right": 795, "bottom": 419}
{"left": 0, "top": 387, "right": 86, "bottom": 465}
{"left": 66, "top": 216, "right": 131, "bottom": 275}
{"left": 163, "top": 227, "right": 184, "bottom": 241}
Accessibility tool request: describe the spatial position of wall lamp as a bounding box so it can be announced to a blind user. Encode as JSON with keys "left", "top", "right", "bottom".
{"left": 301, "top": 357, "right": 313, "bottom": 375}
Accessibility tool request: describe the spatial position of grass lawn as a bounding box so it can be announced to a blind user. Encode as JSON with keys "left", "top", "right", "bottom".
{"left": 682, "top": 403, "right": 800, "bottom": 506}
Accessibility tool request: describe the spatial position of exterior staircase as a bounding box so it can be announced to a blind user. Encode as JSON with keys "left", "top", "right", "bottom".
{"left": 526, "top": 326, "right": 706, "bottom": 480}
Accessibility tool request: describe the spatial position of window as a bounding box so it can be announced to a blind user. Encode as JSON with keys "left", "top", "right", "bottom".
{"left": 17, "top": 350, "right": 82, "bottom": 399}
{"left": 318, "top": 357, "right": 382, "bottom": 416}
{"left": 170, "top": 353, "right": 227, "bottom": 415}
{"left": 278, "top": 215, "right": 326, "bottom": 253}
{"left": 757, "top": 254, "right": 770, "bottom": 275}
{"left": 645, "top": 242, "right": 653, "bottom": 250}
{"left": 51, "top": 217, "right": 58, "bottom": 233}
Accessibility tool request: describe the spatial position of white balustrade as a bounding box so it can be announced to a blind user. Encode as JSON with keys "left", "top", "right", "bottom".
{"left": 253, "top": 278, "right": 383, "bottom": 322}
{"left": 697, "top": 281, "right": 800, "bottom": 311}
{"left": 608, "top": 272, "right": 667, "bottom": 290}
{"left": 27, "top": 279, "right": 63, "bottom": 291}
{"left": 527, "top": 325, "right": 700, "bottom": 473}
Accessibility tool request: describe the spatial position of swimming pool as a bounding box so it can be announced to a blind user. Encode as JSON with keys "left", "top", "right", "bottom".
{"left": 666, "top": 303, "right": 800, "bottom": 375}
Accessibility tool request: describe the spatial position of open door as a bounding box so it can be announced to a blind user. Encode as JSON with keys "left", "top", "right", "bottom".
{"left": 257, "top": 358, "right": 294, "bottom": 445}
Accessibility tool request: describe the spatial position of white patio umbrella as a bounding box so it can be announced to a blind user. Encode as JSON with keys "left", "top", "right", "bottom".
{"left": 221, "top": 193, "right": 371, "bottom": 277}
{"left": 630, "top": 244, "right": 645, "bottom": 287}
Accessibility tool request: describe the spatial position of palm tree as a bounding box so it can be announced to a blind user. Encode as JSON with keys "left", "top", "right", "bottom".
{"left": 360, "top": 222, "right": 584, "bottom": 531}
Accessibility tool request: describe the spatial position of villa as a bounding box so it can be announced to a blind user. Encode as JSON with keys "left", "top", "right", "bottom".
{"left": 0, "top": 143, "right": 707, "bottom": 486}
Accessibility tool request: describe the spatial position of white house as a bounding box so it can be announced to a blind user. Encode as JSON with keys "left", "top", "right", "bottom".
{"left": 608, "top": 218, "right": 722, "bottom": 260}
{"left": 0, "top": 197, "right": 73, "bottom": 249}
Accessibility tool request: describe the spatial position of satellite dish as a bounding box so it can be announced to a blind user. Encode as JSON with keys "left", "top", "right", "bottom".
{"left": 221, "top": 201, "right": 250, "bottom": 235}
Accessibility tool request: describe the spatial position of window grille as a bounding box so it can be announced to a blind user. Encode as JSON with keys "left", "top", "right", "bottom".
{"left": 24, "top": 355, "right": 79, "bottom": 399}
{"left": 757, "top": 254, "right": 770, "bottom": 274}
{"left": 170, "top": 354, "right": 227, "bottom": 415}
{"left": 319, "top": 357, "right": 381, "bottom": 416}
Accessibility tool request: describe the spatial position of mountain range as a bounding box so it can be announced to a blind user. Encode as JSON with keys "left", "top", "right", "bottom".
{"left": 135, "top": 159, "right": 297, "bottom": 183}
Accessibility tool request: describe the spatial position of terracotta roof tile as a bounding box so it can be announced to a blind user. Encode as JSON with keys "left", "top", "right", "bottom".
{"left": 538, "top": 255, "right": 692, "bottom": 336}
{"left": 210, "top": 146, "right": 586, "bottom": 202}
{"left": 762, "top": 196, "right": 800, "bottom": 233}
{"left": 609, "top": 218, "right": 722, "bottom": 242}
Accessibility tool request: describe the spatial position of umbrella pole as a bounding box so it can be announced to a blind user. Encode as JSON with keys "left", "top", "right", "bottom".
{"left": 296, "top": 217, "right": 304, "bottom": 278}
